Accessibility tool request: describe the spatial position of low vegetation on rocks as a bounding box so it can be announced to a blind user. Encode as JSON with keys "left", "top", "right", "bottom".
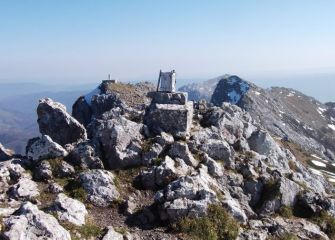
{"left": 173, "top": 204, "right": 239, "bottom": 240}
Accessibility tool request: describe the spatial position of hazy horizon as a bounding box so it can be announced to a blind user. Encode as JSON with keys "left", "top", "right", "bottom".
{"left": 0, "top": 70, "right": 334, "bottom": 103}
{"left": 1, "top": 1, "right": 335, "bottom": 101}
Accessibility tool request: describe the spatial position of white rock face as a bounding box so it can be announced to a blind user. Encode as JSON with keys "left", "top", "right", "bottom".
{"left": 102, "top": 226, "right": 124, "bottom": 240}
{"left": 199, "top": 139, "right": 232, "bottom": 161}
{"left": 155, "top": 168, "right": 218, "bottom": 221}
{"left": 141, "top": 156, "right": 191, "bottom": 189}
{"left": 79, "top": 169, "right": 120, "bottom": 207}
{"left": 2, "top": 202, "right": 71, "bottom": 240}
{"left": 37, "top": 98, "right": 87, "bottom": 146}
{"left": 222, "top": 191, "right": 248, "bottom": 224}
{"left": 52, "top": 193, "right": 88, "bottom": 226}
{"left": 168, "top": 142, "right": 198, "bottom": 167}
{"left": 0, "top": 160, "right": 26, "bottom": 199}
{"left": 89, "top": 116, "right": 143, "bottom": 169}
{"left": 248, "top": 130, "right": 283, "bottom": 158}
{"left": 69, "top": 140, "right": 104, "bottom": 169}
{"left": 0, "top": 143, "right": 14, "bottom": 161}
{"left": 26, "top": 135, "right": 68, "bottom": 162}
{"left": 202, "top": 153, "right": 223, "bottom": 177}
{"left": 8, "top": 177, "right": 40, "bottom": 201}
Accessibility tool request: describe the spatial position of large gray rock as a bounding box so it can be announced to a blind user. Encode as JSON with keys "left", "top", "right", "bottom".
{"left": 37, "top": 98, "right": 87, "bottom": 146}
{"left": 201, "top": 153, "right": 224, "bottom": 177}
{"left": 141, "top": 156, "right": 191, "bottom": 189}
{"left": 155, "top": 168, "right": 218, "bottom": 221}
{"left": 272, "top": 217, "right": 329, "bottom": 240}
{"left": 200, "top": 139, "right": 233, "bottom": 162}
{"left": 79, "top": 169, "right": 120, "bottom": 207}
{"left": 51, "top": 193, "right": 88, "bottom": 226}
{"left": 0, "top": 160, "right": 26, "bottom": 200}
{"left": 33, "top": 160, "right": 53, "bottom": 181}
{"left": 26, "top": 135, "right": 68, "bottom": 162}
{"left": 243, "top": 179, "right": 264, "bottom": 207}
{"left": 248, "top": 130, "right": 283, "bottom": 157}
{"left": 53, "top": 161, "right": 75, "bottom": 178}
{"left": 0, "top": 143, "right": 14, "bottom": 161}
{"left": 8, "top": 177, "right": 40, "bottom": 201}
{"left": 72, "top": 95, "right": 93, "bottom": 127}
{"left": 222, "top": 191, "right": 248, "bottom": 224}
{"left": 168, "top": 142, "right": 198, "bottom": 167}
{"left": 142, "top": 142, "right": 164, "bottom": 166}
{"left": 69, "top": 140, "right": 104, "bottom": 169}
{"left": 201, "top": 103, "right": 257, "bottom": 143}
{"left": 2, "top": 202, "right": 71, "bottom": 240}
{"left": 259, "top": 178, "right": 301, "bottom": 215}
{"left": 90, "top": 93, "right": 127, "bottom": 120}
{"left": 239, "top": 217, "right": 329, "bottom": 240}
{"left": 88, "top": 116, "right": 143, "bottom": 169}
{"left": 144, "top": 101, "right": 193, "bottom": 138}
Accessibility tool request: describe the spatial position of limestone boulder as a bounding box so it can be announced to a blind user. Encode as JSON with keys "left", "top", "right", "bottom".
{"left": 37, "top": 98, "right": 87, "bottom": 146}
{"left": 88, "top": 116, "right": 143, "bottom": 169}
{"left": 69, "top": 140, "right": 104, "bottom": 169}
{"left": 51, "top": 193, "right": 88, "bottom": 226}
{"left": 72, "top": 95, "right": 93, "bottom": 127}
{"left": 33, "top": 160, "right": 53, "bottom": 181}
{"left": 8, "top": 177, "right": 40, "bottom": 201}
{"left": 0, "top": 160, "right": 26, "bottom": 200}
{"left": 79, "top": 169, "right": 120, "bottom": 207}
{"left": 142, "top": 142, "right": 164, "bottom": 166}
{"left": 0, "top": 143, "right": 14, "bottom": 161}
{"left": 2, "top": 202, "right": 71, "bottom": 240}
{"left": 141, "top": 156, "right": 191, "bottom": 189}
{"left": 155, "top": 169, "right": 219, "bottom": 221}
{"left": 168, "top": 141, "right": 198, "bottom": 167}
{"left": 26, "top": 135, "right": 68, "bottom": 163}
{"left": 102, "top": 226, "right": 124, "bottom": 240}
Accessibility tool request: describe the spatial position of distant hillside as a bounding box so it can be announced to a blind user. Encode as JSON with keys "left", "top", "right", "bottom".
{"left": 181, "top": 75, "right": 335, "bottom": 160}
{"left": 0, "top": 90, "right": 88, "bottom": 154}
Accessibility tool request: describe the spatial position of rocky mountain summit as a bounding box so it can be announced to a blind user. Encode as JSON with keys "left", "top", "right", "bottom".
{"left": 1, "top": 80, "right": 335, "bottom": 239}
{"left": 181, "top": 75, "right": 335, "bottom": 162}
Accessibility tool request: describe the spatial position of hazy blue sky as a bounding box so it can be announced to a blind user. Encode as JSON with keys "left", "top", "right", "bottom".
{"left": 1, "top": 0, "right": 335, "bottom": 93}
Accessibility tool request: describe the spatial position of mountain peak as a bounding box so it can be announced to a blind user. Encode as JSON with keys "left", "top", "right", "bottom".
{"left": 211, "top": 75, "right": 251, "bottom": 105}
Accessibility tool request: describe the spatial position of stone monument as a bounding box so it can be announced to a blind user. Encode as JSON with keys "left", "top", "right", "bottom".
{"left": 144, "top": 70, "right": 193, "bottom": 139}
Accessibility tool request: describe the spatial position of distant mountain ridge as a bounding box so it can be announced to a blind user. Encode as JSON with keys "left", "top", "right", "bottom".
{"left": 180, "top": 75, "right": 335, "bottom": 160}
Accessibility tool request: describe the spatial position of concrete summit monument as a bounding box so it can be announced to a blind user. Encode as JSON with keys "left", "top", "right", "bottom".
{"left": 144, "top": 70, "right": 193, "bottom": 138}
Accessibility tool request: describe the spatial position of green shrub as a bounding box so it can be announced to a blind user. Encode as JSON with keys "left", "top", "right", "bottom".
{"left": 174, "top": 204, "right": 239, "bottom": 240}
{"left": 63, "top": 179, "right": 87, "bottom": 202}
{"left": 312, "top": 211, "right": 335, "bottom": 239}
{"left": 278, "top": 206, "right": 293, "bottom": 219}
{"left": 269, "top": 233, "right": 299, "bottom": 240}
{"left": 48, "top": 158, "right": 65, "bottom": 174}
